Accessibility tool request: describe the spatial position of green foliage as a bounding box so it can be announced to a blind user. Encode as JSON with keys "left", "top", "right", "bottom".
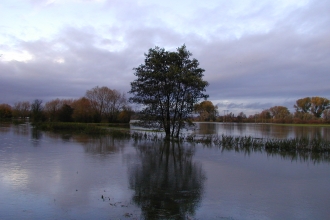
{"left": 129, "top": 45, "right": 209, "bottom": 139}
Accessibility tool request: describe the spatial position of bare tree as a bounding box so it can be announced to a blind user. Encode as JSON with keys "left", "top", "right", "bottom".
{"left": 13, "top": 101, "right": 31, "bottom": 118}
{"left": 31, "top": 99, "right": 44, "bottom": 122}
{"left": 85, "top": 86, "right": 127, "bottom": 122}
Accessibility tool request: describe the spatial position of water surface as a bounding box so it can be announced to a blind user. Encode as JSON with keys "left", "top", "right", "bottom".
{"left": 1, "top": 122, "right": 330, "bottom": 219}
{"left": 193, "top": 122, "right": 330, "bottom": 140}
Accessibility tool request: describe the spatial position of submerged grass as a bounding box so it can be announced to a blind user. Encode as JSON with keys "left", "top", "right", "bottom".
{"left": 34, "top": 122, "right": 330, "bottom": 153}
{"left": 129, "top": 131, "right": 330, "bottom": 153}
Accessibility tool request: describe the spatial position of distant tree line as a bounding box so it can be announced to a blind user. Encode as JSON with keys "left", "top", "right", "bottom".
{"left": 191, "top": 96, "right": 330, "bottom": 124}
{"left": 245, "top": 96, "right": 330, "bottom": 124}
{"left": 1, "top": 91, "right": 329, "bottom": 125}
{"left": 0, "top": 86, "right": 133, "bottom": 123}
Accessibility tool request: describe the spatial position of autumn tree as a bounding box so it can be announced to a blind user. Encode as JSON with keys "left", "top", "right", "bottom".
{"left": 0, "top": 104, "right": 12, "bottom": 118}
{"left": 85, "top": 86, "right": 127, "bottom": 122}
{"left": 13, "top": 101, "right": 31, "bottom": 118}
{"left": 43, "top": 99, "right": 74, "bottom": 121}
{"left": 259, "top": 109, "right": 271, "bottom": 122}
{"left": 71, "top": 97, "right": 95, "bottom": 122}
{"left": 44, "top": 99, "right": 62, "bottom": 121}
{"left": 310, "top": 97, "right": 330, "bottom": 118}
{"left": 129, "top": 45, "right": 209, "bottom": 139}
{"left": 294, "top": 97, "right": 311, "bottom": 113}
{"left": 194, "top": 100, "right": 218, "bottom": 121}
{"left": 294, "top": 96, "right": 329, "bottom": 118}
{"left": 294, "top": 111, "right": 315, "bottom": 121}
{"left": 269, "top": 106, "right": 291, "bottom": 120}
{"left": 323, "top": 109, "right": 330, "bottom": 122}
{"left": 117, "top": 106, "right": 134, "bottom": 123}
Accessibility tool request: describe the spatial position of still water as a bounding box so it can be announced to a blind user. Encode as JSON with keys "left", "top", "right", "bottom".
{"left": 1, "top": 122, "right": 330, "bottom": 220}
{"left": 192, "top": 122, "right": 330, "bottom": 140}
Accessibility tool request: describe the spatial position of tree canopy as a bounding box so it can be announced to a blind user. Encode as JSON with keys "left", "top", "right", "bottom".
{"left": 294, "top": 96, "right": 329, "bottom": 118}
{"left": 194, "top": 100, "right": 218, "bottom": 121}
{"left": 129, "top": 45, "right": 209, "bottom": 139}
{"left": 86, "top": 86, "right": 127, "bottom": 122}
{"left": 310, "top": 97, "right": 330, "bottom": 118}
{"left": 269, "top": 106, "right": 291, "bottom": 119}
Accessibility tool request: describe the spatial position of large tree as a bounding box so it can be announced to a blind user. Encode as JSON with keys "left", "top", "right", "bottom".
{"left": 129, "top": 45, "right": 209, "bottom": 139}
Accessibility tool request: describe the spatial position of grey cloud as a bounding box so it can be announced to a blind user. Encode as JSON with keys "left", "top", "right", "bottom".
{"left": 197, "top": 25, "right": 330, "bottom": 103}
{"left": 0, "top": 27, "right": 139, "bottom": 104}
{"left": 1, "top": 0, "right": 330, "bottom": 112}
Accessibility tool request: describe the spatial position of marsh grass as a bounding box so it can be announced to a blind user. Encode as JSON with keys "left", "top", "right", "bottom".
{"left": 34, "top": 122, "right": 330, "bottom": 154}
{"left": 127, "top": 131, "right": 330, "bottom": 153}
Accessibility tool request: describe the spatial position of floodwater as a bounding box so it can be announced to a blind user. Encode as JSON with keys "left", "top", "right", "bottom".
{"left": 1, "top": 122, "right": 330, "bottom": 220}
{"left": 192, "top": 122, "right": 330, "bottom": 140}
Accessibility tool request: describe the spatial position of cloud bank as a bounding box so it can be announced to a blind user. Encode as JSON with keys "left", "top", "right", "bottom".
{"left": 1, "top": 0, "right": 329, "bottom": 115}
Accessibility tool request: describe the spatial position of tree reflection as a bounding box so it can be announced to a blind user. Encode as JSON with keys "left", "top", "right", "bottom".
{"left": 128, "top": 141, "right": 206, "bottom": 219}
{"left": 31, "top": 127, "right": 42, "bottom": 141}
{"left": 0, "top": 122, "right": 11, "bottom": 133}
{"left": 76, "top": 135, "right": 128, "bottom": 155}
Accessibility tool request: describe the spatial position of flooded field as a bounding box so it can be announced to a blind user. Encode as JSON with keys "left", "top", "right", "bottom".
{"left": 1, "top": 122, "right": 330, "bottom": 219}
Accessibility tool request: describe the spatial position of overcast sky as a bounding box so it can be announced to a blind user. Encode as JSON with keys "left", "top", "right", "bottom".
{"left": 1, "top": 0, "right": 329, "bottom": 115}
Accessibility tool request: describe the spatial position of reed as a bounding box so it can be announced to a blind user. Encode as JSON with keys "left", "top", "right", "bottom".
{"left": 182, "top": 134, "right": 330, "bottom": 153}
{"left": 34, "top": 122, "right": 330, "bottom": 153}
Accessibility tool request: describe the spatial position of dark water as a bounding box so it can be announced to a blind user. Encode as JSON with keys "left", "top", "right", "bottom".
{"left": 1, "top": 122, "right": 330, "bottom": 219}
{"left": 192, "top": 122, "right": 330, "bottom": 140}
